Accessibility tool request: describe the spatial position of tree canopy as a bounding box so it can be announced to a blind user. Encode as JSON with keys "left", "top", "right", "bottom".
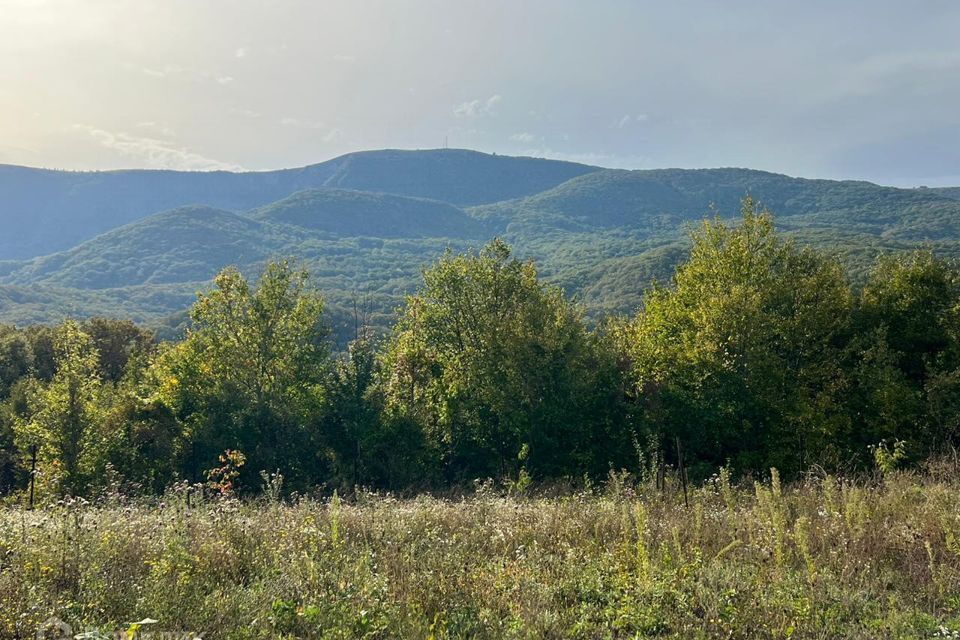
{"left": 3, "top": 201, "right": 960, "bottom": 501}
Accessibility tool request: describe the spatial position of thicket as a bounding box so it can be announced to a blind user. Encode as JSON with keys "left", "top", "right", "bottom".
{"left": 2, "top": 198, "right": 960, "bottom": 501}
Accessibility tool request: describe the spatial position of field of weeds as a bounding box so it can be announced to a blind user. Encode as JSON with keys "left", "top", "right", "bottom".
{"left": 2, "top": 470, "right": 960, "bottom": 639}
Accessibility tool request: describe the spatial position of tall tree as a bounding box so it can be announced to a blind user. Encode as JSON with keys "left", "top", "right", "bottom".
{"left": 852, "top": 251, "right": 960, "bottom": 454}
{"left": 382, "top": 239, "right": 631, "bottom": 481}
{"left": 15, "top": 320, "right": 102, "bottom": 496}
{"left": 157, "top": 261, "right": 330, "bottom": 488}
{"left": 82, "top": 317, "right": 155, "bottom": 382}
{"left": 0, "top": 325, "right": 31, "bottom": 399}
{"left": 621, "top": 198, "right": 853, "bottom": 477}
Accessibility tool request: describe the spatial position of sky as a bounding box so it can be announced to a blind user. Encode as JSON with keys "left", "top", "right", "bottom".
{"left": 1, "top": 0, "right": 959, "bottom": 186}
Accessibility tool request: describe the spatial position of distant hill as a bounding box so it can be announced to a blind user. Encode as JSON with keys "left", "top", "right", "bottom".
{"left": 250, "top": 188, "right": 485, "bottom": 239}
{"left": 2, "top": 153, "right": 960, "bottom": 344}
{"left": 931, "top": 187, "right": 960, "bottom": 201}
{"left": 1, "top": 206, "right": 299, "bottom": 289}
{"left": 314, "top": 149, "right": 598, "bottom": 206}
{"left": 0, "top": 149, "right": 596, "bottom": 260}
{"left": 475, "top": 168, "right": 960, "bottom": 295}
{"left": 474, "top": 167, "right": 960, "bottom": 238}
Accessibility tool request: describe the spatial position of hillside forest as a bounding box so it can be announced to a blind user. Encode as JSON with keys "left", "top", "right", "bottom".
{"left": 5, "top": 150, "right": 960, "bottom": 349}
{"left": 1, "top": 198, "right": 958, "bottom": 501}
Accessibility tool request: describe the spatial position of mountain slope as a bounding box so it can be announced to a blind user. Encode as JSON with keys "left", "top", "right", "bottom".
{"left": 249, "top": 188, "right": 485, "bottom": 239}
{"left": 932, "top": 187, "right": 960, "bottom": 201}
{"left": 2, "top": 206, "right": 299, "bottom": 289}
{"left": 472, "top": 168, "right": 960, "bottom": 239}
{"left": 0, "top": 149, "right": 596, "bottom": 260}
{"left": 317, "top": 148, "right": 597, "bottom": 205}
{"left": 3, "top": 159, "right": 960, "bottom": 345}
{"left": 468, "top": 168, "right": 960, "bottom": 311}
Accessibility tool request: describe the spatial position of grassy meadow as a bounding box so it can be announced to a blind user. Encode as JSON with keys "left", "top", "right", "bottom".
{"left": 2, "top": 467, "right": 960, "bottom": 639}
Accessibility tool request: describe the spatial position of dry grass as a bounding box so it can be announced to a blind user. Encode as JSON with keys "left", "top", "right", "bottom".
{"left": 2, "top": 469, "right": 960, "bottom": 639}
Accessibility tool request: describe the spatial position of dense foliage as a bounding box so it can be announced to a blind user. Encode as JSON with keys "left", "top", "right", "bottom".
{"left": 380, "top": 239, "right": 632, "bottom": 482}
{"left": 3, "top": 202, "right": 960, "bottom": 501}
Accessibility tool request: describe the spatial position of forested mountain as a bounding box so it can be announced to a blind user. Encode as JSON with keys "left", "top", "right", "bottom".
{"left": 1, "top": 206, "right": 302, "bottom": 289}
{"left": 1, "top": 151, "right": 959, "bottom": 343}
{"left": 478, "top": 167, "right": 960, "bottom": 237}
{"left": 932, "top": 186, "right": 960, "bottom": 201}
{"left": 484, "top": 168, "right": 960, "bottom": 312}
{"left": 0, "top": 149, "right": 596, "bottom": 260}
{"left": 6, "top": 211, "right": 960, "bottom": 496}
{"left": 250, "top": 188, "right": 485, "bottom": 239}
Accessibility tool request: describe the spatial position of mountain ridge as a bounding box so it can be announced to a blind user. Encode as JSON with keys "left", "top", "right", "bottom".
{"left": 249, "top": 187, "right": 486, "bottom": 239}
{"left": 0, "top": 148, "right": 598, "bottom": 260}
{"left": 2, "top": 152, "right": 960, "bottom": 343}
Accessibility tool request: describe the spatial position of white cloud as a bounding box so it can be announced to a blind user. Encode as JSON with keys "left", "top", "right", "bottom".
{"left": 454, "top": 94, "right": 502, "bottom": 118}
{"left": 235, "top": 47, "right": 247, "bottom": 59}
{"left": 76, "top": 125, "right": 243, "bottom": 171}
{"left": 333, "top": 54, "right": 356, "bottom": 63}
{"left": 217, "top": 76, "right": 235, "bottom": 85}
{"left": 141, "top": 65, "right": 184, "bottom": 78}
{"left": 518, "top": 146, "right": 653, "bottom": 169}
{"left": 509, "top": 132, "right": 536, "bottom": 143}
{"left": 323, "top": 128, "right": 344, "bottom": 143}
{"left": 453, "top": 100, "right": 481, "bottom": 117}
{"left": 280, "top": 117, "right": 326, "bottom": 130}
{"left": 134, "top": 121, "right": 176, "bottom": 138}
{"left": 229, "top": 107, "right": 260, "bottom": 118}
{"left": 616, "top": 114, "right": 648, "bottom": 128}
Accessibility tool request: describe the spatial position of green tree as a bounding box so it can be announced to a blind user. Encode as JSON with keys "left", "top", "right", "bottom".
{"left": 22, "top": 325, "right": 57, "bottom": 382}
{"left": 852, "top": 251, "right": 960, "bottom": 455}
{"left": 621, "top": 198, "right": 853, "bottom": 477}
{"left": 382, "top": 239, "right": 630, "bottom": 481}
{"left": 82, "top": 317, "right": 155, "bottom": 382}
{"left": 857, "top": 250, "right": 960, "bottom": 382}
{"left": 0, "top": 325, "right": 32, "bottom": 399}
{"left": 322, "top": 331, "right": 429, "bottom": 489}
{"left": 0, "top": 384, "right": 30, "bottom": 494}
{"left": 322, "top": 332, "right": 378, "bottom": 485}
{"left": 157, "top": 261, "right": 331, "bottom": 489}
{"left": 14, "top": 320, "right": 103, "bottom": 497}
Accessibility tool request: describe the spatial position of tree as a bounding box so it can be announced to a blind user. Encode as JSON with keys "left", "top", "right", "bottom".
{"left": 382, "top": 239, "right": 631, "bottom": 481}
{"left": 157, "top": 261, "right": 331, "bottom": 489}
{"left": 0, "top": 381, "right": 32, "bottom": 494}
{"left": 22, "top": 325, "right": 57, "bottom": 382}
{"left": 324, "top": 332, "right": 375, "bottom": 485}
{"left": 15, "top": 320, "right": 103, "bottom": 497}
{"left": 858, "top": 251, "right": 960, "bottom": 378}
{"left": 82, "top": 317, "right": 155, "bottom": 382}
{"left": 852, "top": 251, "right": 960, "bottom": 455}
{"left": 0, "top": 325, "right": 32, "bottom": 399}
{"left": 621, "top": 198, "right": 853, "bottom": 477}
{"left": 321, "top": 332, "right": 405, "bottom": 487}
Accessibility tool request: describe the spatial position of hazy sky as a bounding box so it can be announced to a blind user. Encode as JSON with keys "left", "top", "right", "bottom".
{"left": 2, "top": 0, "right": 959, "bottom": 186}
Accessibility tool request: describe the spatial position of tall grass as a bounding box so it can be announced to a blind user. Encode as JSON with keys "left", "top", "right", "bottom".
{"left": 2, "top": 468, "right": 960, "bottom": 639}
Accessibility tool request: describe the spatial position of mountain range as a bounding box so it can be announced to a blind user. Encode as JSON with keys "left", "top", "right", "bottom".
{"left": 2, "top": 148, "right": 959, "bottom": 343}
